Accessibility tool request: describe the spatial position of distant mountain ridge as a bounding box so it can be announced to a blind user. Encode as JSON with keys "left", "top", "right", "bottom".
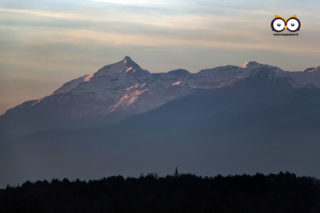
{"left": 1, "top": 57, "right": 320, "bottom": 187}
{"left": 1, "top": 56, "right": 320, "bottom": 141}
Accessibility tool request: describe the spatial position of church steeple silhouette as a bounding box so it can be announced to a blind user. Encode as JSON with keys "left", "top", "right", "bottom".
{"left": 174, "top": 167, "right": 179, "bottom": 177}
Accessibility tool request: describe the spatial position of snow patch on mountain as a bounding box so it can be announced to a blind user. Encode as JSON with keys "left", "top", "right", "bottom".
{"left": 84, "top": 73, "right": 95, "bottom": 82}
{"left": 172, "top": 81, "right": 182, "bottom": 86}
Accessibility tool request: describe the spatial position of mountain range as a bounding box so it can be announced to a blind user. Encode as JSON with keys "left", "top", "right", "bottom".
{"left": 1, "top": 56, "right": 320, "bottom": 187}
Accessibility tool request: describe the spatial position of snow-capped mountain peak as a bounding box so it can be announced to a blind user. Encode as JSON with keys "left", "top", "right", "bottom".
{"left": 53, "top": 57, "right": 150, "bottom": 95}
{"left": 91, "top": 56, "right": 148, "bottom": 77}
{"left": 2, "top": 57, "right": 320, "bottom": 141}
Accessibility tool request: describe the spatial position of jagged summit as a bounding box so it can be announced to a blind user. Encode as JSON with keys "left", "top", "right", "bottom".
{"left": 123, "top": 56, "right": 134, "bottom": 65}
{"left": 52, "top": 56, "right": 149, "bottom": 95}
{"left": 96, "top": 56, "right": 142, "bottom": 74}
{"left": 84, "top": 56, "right": 149, "bottom": 81}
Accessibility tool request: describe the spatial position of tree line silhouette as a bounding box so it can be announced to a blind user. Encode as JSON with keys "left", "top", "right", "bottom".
{"left": 0, "top": 172, "right": 320, "bottom": 213}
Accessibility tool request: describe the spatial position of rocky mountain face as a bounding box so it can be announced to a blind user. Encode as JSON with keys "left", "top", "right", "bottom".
{"left": 0, "top": 57, "right": 320, "bottom": 141}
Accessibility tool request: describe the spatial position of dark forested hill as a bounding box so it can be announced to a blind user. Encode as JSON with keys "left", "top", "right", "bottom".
{"left": 0, "top": 172, "right": 319, "bottom": 213}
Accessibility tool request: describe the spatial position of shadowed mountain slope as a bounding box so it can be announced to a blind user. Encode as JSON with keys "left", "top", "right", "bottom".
{"left": 2, "top": 74, "right": 320, "bottom": 186}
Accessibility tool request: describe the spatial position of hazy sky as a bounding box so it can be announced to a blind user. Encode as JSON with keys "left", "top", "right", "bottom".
{"left": 0, "top": 0, "right": 320, "bottom": 114}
